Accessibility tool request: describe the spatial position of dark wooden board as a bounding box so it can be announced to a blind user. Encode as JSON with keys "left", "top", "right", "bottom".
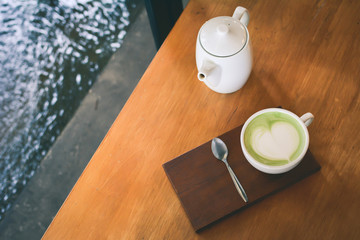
{"left": 163, "top": 125, "right": 321, "bottom": 232}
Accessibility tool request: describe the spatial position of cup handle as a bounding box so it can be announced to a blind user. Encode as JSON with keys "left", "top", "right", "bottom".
{"left": 232, "top": 6, "right": 250, "bottom": 26}
{"left": 300, "top": 112, "right": 314, "bottom": 127}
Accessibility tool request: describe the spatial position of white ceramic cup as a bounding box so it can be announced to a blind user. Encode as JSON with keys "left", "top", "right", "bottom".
{"left": 240, "top": 108, "right": 314, "bottom": 174}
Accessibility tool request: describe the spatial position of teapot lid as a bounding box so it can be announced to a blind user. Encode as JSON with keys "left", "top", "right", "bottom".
{"left": 199, "top": 16, "right": 247, "bottom": 57}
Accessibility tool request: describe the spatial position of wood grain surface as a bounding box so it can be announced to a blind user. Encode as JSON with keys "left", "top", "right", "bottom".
{"left": 43, "top": 0, "right": 360, "bottom": 239}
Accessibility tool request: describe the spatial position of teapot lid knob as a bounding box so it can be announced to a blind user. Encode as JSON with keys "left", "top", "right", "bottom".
{"left": 216, "top": 24, "right": 229, "bottom": 35}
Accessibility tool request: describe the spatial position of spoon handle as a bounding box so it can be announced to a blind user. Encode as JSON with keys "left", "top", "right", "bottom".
{"left": 225, "top": 163, "right": 248, "bottom": 203}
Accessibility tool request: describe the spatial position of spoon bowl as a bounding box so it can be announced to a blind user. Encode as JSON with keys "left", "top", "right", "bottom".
{"left": 211, "top": 137, "right": 228, "bottom": 161}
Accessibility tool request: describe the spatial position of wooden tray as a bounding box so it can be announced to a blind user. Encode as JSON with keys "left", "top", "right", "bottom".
{"left": 162, "top": 125, "right": 321, "bottom": 232}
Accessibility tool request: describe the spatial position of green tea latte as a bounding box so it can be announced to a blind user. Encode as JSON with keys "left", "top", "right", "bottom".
{"left": 243, "top": 111, "right": 306, "bottom": 166}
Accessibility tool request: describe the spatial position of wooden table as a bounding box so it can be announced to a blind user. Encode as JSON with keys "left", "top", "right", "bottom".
{"left": 43, "top": 0, "right": 360, "bottom": 239}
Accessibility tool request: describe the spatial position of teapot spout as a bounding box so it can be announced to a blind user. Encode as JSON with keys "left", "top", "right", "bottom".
{"left": 197, "top": 72, "right": 207, "bottom": 81}
{"left": 198, "top": 60, "right": 220, "bottom": 87}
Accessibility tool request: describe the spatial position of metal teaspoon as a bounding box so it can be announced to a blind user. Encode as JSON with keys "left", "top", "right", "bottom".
{"left": 211, "top": 138, "right": 248, "bottom": 202}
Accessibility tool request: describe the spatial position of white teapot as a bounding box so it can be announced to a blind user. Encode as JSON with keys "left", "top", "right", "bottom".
{"left": 196, "top": 6, "right": 252, "bottom": 94}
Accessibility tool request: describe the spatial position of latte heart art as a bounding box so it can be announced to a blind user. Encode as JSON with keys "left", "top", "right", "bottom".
{"left": 251, "top": 122, "right": 300, "bottom": 162}
{"left": 243, "top": 111, "right": 307, "bottom": 166}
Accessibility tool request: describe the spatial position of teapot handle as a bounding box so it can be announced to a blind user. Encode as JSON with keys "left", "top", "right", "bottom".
{"left": 232, "top": 6, "right": 250, "bottom": 26}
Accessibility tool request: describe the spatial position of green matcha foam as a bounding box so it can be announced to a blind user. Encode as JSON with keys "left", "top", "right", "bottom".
{"left": 243, "top": 111, "right": 306, "bottom": 166}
